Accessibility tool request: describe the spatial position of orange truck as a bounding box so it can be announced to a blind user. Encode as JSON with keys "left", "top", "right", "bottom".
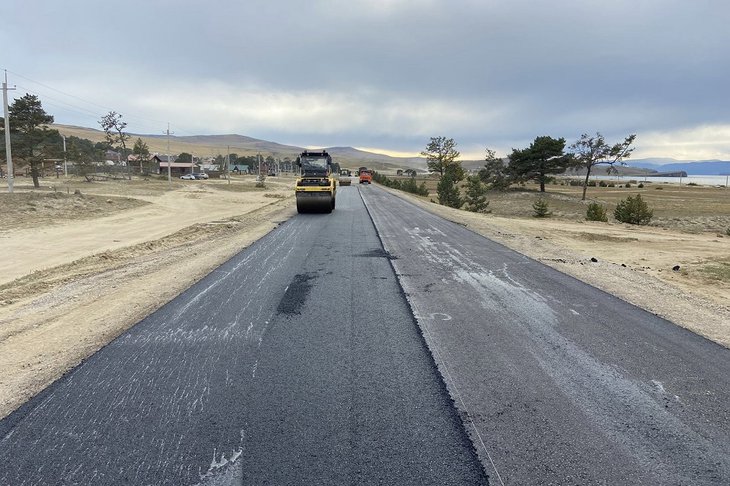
{"left": 359, "top": 168, "right": 372, "bottom": 184}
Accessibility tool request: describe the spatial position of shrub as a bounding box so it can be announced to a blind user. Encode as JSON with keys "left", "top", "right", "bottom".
{"left": 586, "top": 202, "right": 608, "bottom": 222}
{"left": 638, "top": 183, "right": 644, "bottom": 188}
{"left": 687, "top": 182, "right": 699, "bottom": 186}
{"left": 614, "top": 194, "right": 653, "bottom": 225}
{"left": 608, "top": 182, "right": 615, "bottom": 188}
{"left": 655, "top": 186, "right": 664, "bottom": 190}
{"left": 598, "top": 180, "right": 608, "bottom": 187}
{"left": 532, "top": 198, "right": 551, "bottom": 218}
{"left": 373, "top": 172, "right": 429, "bottom": 196}
{"left": 625, "top": 182, "right": 631, "bottom": 188}
{"left": 587, "top": 180, "right": 597, "bottom": 187}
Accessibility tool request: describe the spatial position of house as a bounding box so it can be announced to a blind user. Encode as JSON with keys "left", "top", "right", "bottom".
{"left": 155, "top": 154, "right": 197, "bottom": 177}
{"left": 230, "top": 164, "right": 250, "bottom": 174}
{"left": 127, "top": 154, "right": 160, "bottom": 174}
{"left": 105, "top": 150, "right": 122, "bottom": 165}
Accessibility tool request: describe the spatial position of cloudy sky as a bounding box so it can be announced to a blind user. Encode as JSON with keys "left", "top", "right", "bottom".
{"left": 3, "top": 0, "right": 729, "bottom": 160}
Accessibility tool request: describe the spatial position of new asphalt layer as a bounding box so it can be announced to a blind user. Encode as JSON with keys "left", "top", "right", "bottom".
{"left": 0, "top": 186, "right": 487, "bottom": 485}
{"left": 2, "top": 182, "right": 729, "bottom": 485}
{"left": 362, "top": 184, "right": 730, "bottom": 485}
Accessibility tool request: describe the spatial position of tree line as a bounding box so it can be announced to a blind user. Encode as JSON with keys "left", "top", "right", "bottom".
{"left": 0, "top": 94, "right": 296, "bottom": 186}
{"left": 420, "top": 132, "right": 636, "bottom": 210}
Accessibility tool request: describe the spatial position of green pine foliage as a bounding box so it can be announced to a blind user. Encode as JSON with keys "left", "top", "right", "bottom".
{"left": 614, "top": 194, "right": 653, "bottom": 225}
{"left": 437, "top": 172, "right": 463, "bottom": 208}
{"left": 532, "top": 198, "right": 551, "bottom": 218}
{"left": 586, "top": 202, "right": 608, "bottom": 222}
{"left": 371, "top": 172, "right": 429, "bottom": 196}
{"left": 463, "top": 175, "right": 490, "bottom": 212}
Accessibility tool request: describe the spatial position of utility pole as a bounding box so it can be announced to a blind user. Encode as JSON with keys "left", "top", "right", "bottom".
{"left": 226, "top": 145, "right": 230, "bottom": 185}
{"left": 62, "top": 135, "right": 67, "bottom": 177}
{"left": 165, "top": 123, "right": 173, "bottom": 185}
{"left": 3, "top": 70, "right": 16, "bottom": 193}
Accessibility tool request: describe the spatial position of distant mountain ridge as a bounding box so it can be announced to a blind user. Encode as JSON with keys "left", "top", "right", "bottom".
{"left": 52, "top": 124, "right": 426, "bottom": 171}
{"left": 52, "top": 124, "right": 729, "bottom": 175}
{"left": 626, "top": 159, "right": 730, "bottom": 175}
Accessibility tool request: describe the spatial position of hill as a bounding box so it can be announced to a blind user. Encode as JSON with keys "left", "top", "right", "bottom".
{"left": 51, "top": 124, "right": 426, "bottom": 171}
{"left": 626, "top": 158, "right": 730, "bottom": 175}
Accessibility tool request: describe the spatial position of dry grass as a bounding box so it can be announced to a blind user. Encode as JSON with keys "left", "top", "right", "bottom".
{"left": 0, "top": 191, "right": 148, "bottom": 231}
{"left": 387, "top": 176, "right": 730, "bottom": 233}
{"left": 699, "top": 260, "right": 730, "bottom": 283}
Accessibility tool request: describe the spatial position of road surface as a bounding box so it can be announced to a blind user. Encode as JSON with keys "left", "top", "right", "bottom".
{"left": 362, "top": 184, "right": 730, "bottom": 485}
{"left": 0, "top": 186, "right": 487, "bottom": 485}
{"left": 2, "top": 182, "right": 729, "bottom": 485}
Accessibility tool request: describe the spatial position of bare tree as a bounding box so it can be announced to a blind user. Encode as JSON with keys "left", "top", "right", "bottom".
{"left": 99, "top": 111, "right": 131, "bottom": 180}
{"left": 570, "top": 132, "right": 636, "bottom": 200}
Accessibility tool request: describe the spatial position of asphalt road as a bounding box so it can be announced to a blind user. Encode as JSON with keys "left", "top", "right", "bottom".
{"left": 3, "top": 182, "right": 729, "bottom": 485}
{"left": 362, "top": 184, "right": 730, "bottom": 485}
{"left": 0, "top": 186, "right": 487, "bottom": 485}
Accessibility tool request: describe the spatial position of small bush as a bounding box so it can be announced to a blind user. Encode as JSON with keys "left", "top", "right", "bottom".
{"left": 608, "top": 182, "right": 615, "bottom": 187}
{"left": 587, "top": 180, "right": 597, "bottom": 187}
{"left": 625, "top": 182, "right": 631, "bottom": 188}
{"left": 464, "top": 175, "right": 490, "bottom": 213}
{"left": 586, "top": 202, "right": 608, "bottom": 222}
{"left": 437, "top": 174, "right": 463, "bottom": 208}
{"left": 614, "top": 194, "right": 653, "bottom": 225}
{"left": 655, "top": 186, "right": 664, "bottom": 190}
{"left": 726, "top": 227, "right": 730, "bottom": 236}
{"left": 532, "top": 198, "right": 551, "bottom": 218}
{"left": 638, "top": 183, "right": 644, "bottom": 188}
{"left": 598, "top": 180, "right": 608, "bottom": 187}
{"left": 687, "top": 182, "right": 698, "bottom": 186}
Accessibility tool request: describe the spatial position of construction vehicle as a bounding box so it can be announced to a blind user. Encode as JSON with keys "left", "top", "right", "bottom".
{"left": 359, "top": 168, "right": 372, "bottom": 184}
{"left": 295, "top": 150, "right": 336, "bottom": 213}
{"left": 338, "top": 169, "right": 352, "bottom": 186}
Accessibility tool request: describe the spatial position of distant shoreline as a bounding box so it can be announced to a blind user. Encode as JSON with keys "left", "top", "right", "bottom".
{"left": 570, "top": 174, "right": 730, "bottom": 187}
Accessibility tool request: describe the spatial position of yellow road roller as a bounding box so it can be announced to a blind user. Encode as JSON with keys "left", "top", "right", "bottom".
{"left": 295, "top": 150, "right": 336, "bottom": 213}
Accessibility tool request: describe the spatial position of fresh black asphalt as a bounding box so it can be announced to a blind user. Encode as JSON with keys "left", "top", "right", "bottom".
{"left": 362, "top": 184, "right": 730, "bottom": 485}
{"left": 0, "top": 186, "right": 487, "bottom": 485}
{"left": 3, "top": 181, "right": 729, "bottom": 485}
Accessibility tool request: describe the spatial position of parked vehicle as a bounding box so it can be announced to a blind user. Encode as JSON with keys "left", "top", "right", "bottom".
{"left": 180, "top": 173, "right": 196, "bottom": 180}
{"left": 192, "top": 172, "right": 209, "bottom": 179}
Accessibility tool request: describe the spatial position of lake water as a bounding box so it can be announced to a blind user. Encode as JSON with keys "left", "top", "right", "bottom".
{"left": 586, "top": 174, "right": 730, "bottom": 187}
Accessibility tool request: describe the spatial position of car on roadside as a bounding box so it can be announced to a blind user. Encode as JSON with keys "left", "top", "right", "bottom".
{"left": 192, "top": 172, "right": 209, "bottom": 180}
{"left": 180, "top": 173, "right": 196, "bottom": 180}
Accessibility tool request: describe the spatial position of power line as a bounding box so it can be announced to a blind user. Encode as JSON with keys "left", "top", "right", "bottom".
{"left": 4, "top": 68, "right": 197, "bottom": 134}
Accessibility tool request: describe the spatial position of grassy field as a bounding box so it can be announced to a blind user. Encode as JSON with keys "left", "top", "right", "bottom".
{"left": 385, "top": 175, "right": 730, "bottom": 234}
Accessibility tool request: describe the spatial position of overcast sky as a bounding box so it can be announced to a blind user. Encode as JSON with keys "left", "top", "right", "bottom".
{"left": 3, "top": 0, "right": 729, "bottom": 160}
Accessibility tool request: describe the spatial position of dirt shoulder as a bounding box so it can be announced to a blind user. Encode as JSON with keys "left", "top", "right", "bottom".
{"left": 1, "top": 178, "right": 728, "bottom": 420}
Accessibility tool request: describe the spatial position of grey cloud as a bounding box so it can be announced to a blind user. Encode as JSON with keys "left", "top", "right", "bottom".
{"left": 4, "top": 0, "right": 730, "bottom": 158}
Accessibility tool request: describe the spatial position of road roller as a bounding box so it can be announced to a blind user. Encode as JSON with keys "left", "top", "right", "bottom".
{"left": 295, "top": 150, "right": 337, "bottom": 213}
